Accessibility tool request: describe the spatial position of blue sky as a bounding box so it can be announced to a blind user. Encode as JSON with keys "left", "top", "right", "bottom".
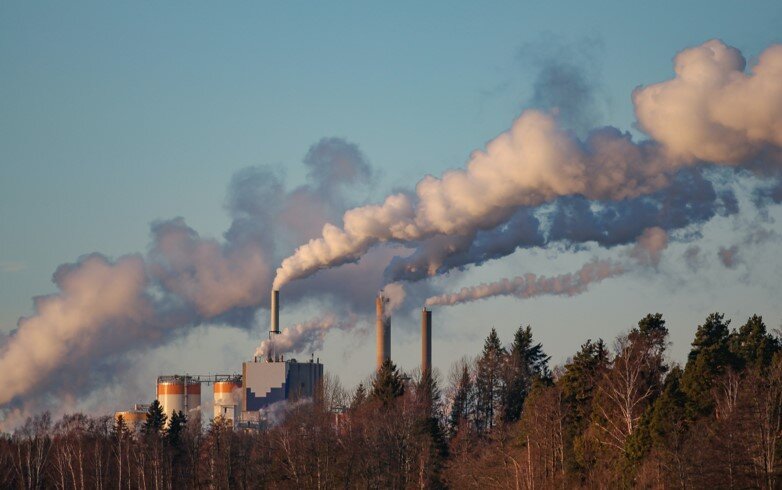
{"left": 2, "top": 2, "right": 782, "bottom": 413}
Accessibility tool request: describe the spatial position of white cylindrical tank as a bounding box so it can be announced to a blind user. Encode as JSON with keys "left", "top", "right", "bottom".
{"left": 186, "top": 381, "right": 201, "bottom": 420}
{"left": 157, "top": 379, "right": 185, "bottom": 420}
{"left": 213, "top": 380, "right": 242, "bottom": 423}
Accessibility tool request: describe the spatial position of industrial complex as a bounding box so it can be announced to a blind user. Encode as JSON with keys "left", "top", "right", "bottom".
{"left": 116, "top": 290, "right": 433, "bottom": 428}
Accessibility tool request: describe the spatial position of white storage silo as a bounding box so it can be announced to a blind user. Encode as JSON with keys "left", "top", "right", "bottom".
{"left": 213, "top": 379, "right": 242, "bottom": 423}
{"left": 157, "top": 378, "right": 185, "bottom": 420}
{"left": 185, "top": 381, "right": 201, "bottom": 420}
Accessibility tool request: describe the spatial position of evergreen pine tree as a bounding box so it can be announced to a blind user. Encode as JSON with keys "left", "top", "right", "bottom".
{"left": 415, "top": 370, "right": 449, "bottom": 487}
{"left": 648, "top": 366, "right": 688, "bottom": 450}
{"left": 681, "top": 312, "right": 733, "bottom": 417}
{"left": 113, "top": 414, "right": 129, "bottom": 438}
{"left": 351, "top": 382, "right": 367, "bottom": 410}
{"left": 143, "top": 399, "right": 167, "bottom": 435}
{"left": 502, "top": 324, "right": 550, "bottom": 423}
{"left": 166, "top": 410, "right": 186, "bottom": 448}
{"left": 474, "top": 328, "right": 506, "bottom": 434}
{"left": 559, "top": 339, "right": 609, "bottom": 480}
{"left": 449, "top": 363, "right": 473, "bottom": 437}
{"left": 729, "top": 314, "right": 779, "bottom": 372}
{"left": 372, "top": 359, "right": 405, "bottom": 406}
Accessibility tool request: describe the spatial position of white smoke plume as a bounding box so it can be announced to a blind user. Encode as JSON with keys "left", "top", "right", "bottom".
{"left": 425, "top": 258, "right": 624, "bottom": 307}
{"left": 255, "top": 314, "right": 359, "bottom": 358}
{"left": 275, "top": 40, "right": 782, "bottom": 289}
{"left": 0, "top": 254, "right": 152, "bottom": 407}
{"left": 0, "top": 138, "right": 376, "bottom": 425}
{"left": 385, "top": 168, "right": 734, "bottom": 282}
{"left": 634, "top": 41, "right": 782, "bottom": 164}
{"left": 382, "top": 282, "right": 407, "bottom": 315}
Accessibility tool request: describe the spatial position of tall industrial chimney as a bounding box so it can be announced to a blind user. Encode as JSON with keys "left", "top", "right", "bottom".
{"left": 270, "top": 289, "right": 280, "bottom": 334}
{"left": 376, "top": 293, "right": 390, "bottom": 370}
{"left": 421, "top": 307, "right": 432, "bottom": 375}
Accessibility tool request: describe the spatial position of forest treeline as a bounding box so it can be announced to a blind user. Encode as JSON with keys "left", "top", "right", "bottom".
{"left": 2, "top": 312, "right": 782, "bottom": 489}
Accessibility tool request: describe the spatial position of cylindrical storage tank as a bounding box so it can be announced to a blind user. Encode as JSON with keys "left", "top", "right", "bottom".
{"left": 114, "top": 410, "right": 147, "bottom": 429}
{"left": 186, "top": 381, "right": 201, "bottom": 421}
{"left": 157, "top": 379, "right": 185, "bottom": 420}
{"left": 213, "top": 380, "right": 242, "bottom": 423}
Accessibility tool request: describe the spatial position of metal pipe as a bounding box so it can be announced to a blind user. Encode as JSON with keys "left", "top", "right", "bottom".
{"left": 271, "top": 289, "right": 280, "bottom": 334}
{"left": 421, "top": 307, "right": 432, "bottom": 375}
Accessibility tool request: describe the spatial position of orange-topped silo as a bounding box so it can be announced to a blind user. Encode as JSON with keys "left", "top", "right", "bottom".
{"left": 157, "top": 376, "right": 201, "bottom": 423}
{"left": 213, "top": 378, "right": 242, "bottom": 423}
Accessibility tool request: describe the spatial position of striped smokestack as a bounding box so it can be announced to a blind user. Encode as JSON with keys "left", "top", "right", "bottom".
{"left": 421, "top": 307, "right": 432, "bottom": 374}
{"left": 376, "top": 293, "right": 390, "bottom": 370}
{"left": 270, "top": 289, "right": 280, "bottom": 334}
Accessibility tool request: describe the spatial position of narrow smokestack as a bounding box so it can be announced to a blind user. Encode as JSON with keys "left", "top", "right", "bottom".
{"left": 421, "top": 307, "right": 432, "bottom": 375}
{"left": 270, "top": 289, "right": 280, "bottom": 334}
{"left": 376, "top": 293, "right": 390, "bottom": 370}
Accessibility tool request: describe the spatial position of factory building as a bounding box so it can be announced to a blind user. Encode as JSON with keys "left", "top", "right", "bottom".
{"left": 125, "top": 288, "right": 435, "bottom": 429}
{"left": 241, "top": 357, "right": 323, "bottom": 421}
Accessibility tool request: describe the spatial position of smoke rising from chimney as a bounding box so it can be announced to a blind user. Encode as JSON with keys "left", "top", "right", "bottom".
{"left": 254, "top": 314, "right": 358, "bottom": 359}
{"left": 425, "top": 258, "right": 624, "bottom": 307}
{"left": 274, "top": 40, "right": 782, "bottom": 290}
{"left": 0, "top": 138, "right": 375, "bottom": 421}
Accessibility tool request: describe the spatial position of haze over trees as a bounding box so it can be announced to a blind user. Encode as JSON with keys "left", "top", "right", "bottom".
{"left": 1, "top": 312, "right": 782, "bottom": 489}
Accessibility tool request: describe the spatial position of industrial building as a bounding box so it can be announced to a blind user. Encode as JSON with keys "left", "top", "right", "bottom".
{"left": 119, "top": 289, "right": 433, "bottom": 428}
{"left": 242, "top": 357, "right": 323, "bottom": 421}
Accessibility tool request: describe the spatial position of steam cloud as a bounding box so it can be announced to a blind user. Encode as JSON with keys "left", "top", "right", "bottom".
{"left": 425, "top": 259, "right": 624, "bottom": 307}
{"left": 255, "top": 314, "right": 358, "bottom": 358}
{"left": 0, "top": 138, "right": 375, "bottom": 420}
{"left": 425, "top": 226, "right": 668, "bottom": 307}
{"left": 274, "top": 40, "right": 782, "bottom": 289}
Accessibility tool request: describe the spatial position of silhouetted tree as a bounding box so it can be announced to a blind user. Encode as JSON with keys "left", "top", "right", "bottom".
{"left": 475, "top": 328, "right": 506, "bottom": 434}
{"left": 143, "top": 400, "right": 167, "bottom": 435}
{"left": 372, "top": 359, "right": 404, "bottom": 406}
{"left": 448, "top": 361, "right": 473, "bottom": 437}
{"left": 502, "top": 324, "right": 550, "bottom": 423}
{"left": 682, "top": 312, "right": 733, "bottom": 417}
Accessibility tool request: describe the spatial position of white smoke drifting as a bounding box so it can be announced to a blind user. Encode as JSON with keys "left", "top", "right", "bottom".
{"left": 0, "top": 255, "right": 152, "bottom": 407}
{"left": 0, "top": 138, "right": 375, "bottom": 424}
{"left": 425, "top": 259, "right": 624, "bottom": 307}
{"left": 274, "top": 40, "right": 782, "bottom": 289}
{"left": 255, "top": 314, "right": 358, "bottom": 358}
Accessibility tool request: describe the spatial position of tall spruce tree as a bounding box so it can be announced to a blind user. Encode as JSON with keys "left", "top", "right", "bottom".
{"left": 502, "top": 325, "right": 550, "bottom": 423}
{"left": 449, "top": 363, "right": 473, "bottom": 436}
{"left": 372, "top": 359, "right": 405, "bottom": 406}
{"left": 729, "top": 314, "right": 779, "bottom": 372}
{"left": 143, "top": 399, "right": 167, "bottom": 435}
{"left": 559, "top": 339, "right": 609, "bottom": 480}
{"left": 475, "top": 328, "right": 506, "bottom": 434}
{"left": 166, "top": 410, "right": 186, "bottom": 448}
{"left": 351, "top": 382, "right": 368, "bottom": 410}
{"left": 682, "top": 312, "right": 733, "bottom": 417}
